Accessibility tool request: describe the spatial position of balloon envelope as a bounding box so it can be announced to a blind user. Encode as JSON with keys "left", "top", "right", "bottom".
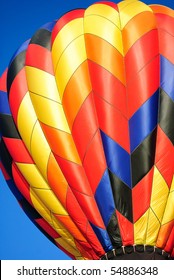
{"left": 0, "top": 0, "right": 174, "bottom": 259}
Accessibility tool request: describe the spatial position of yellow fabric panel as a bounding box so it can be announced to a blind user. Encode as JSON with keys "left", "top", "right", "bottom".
{"left": 30, "top": 188, "right": 54, "bottom": 225}
{"left": 55, "top": 238, "right": 81, "bottom": 258}
{"left": 118, "top": 0, "right": 152, "bottom": 29}
{"left": 55, "top": 35, "right": 87, "bottom": 99}
{"left": 30, "top": 188, "right": 77, "bottom": 249}
{"left": 25, "top": 66, "right": 61, "bottom": 103}
{"left": 145, "top": 208, "right": 160, "bottom": 245}
{"left": 161, "top": 188, "right": 174, "bottom": 225}
{"left": 30, "top": 121, "right": 51, "bottom": 180}
{"left": 134, "top": 209, "right": 149, "bottom": 244}
{"left": 118, "top": 0, "right": 138, "bottom": 11}
{"left": 16, "top": 162, "right": 50, "bottom": 190}
{"left": 30, "top": 92, "right": 70, "bottom": 132}
{"left": 85, "top": 3, "right": 120, "bottom": 28}
{"left": 52, "top": 18, "right": 84, "bottom": 72}
{"left": 84, "top": 15, "right": 123, "bottom": 55}
{"left": 150, "top": 167, "right": 169, "bottom": 222}
{"left": 16, "top": 163, "right": 69, "bottom": 215}
{"left": 31, "top": 188, "right": 67, "bottom": 215}
{"left": 17, "top": 161, "right": 87, "bottom": 248}
{"left": 17, "top": 92, "right": 37, "bottom": 149}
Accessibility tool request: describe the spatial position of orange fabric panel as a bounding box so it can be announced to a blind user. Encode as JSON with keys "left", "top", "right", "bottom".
{"left": 85, "top": 34, "right": 125, "bottom": 85}
{"left": 122, "top": 11, "right": 157, "bottom": 54}
{"left": 47, "top": 153, "right": 68, "bottom": 207}
{"left": 63, "top": 61, "right": 91, "bottom": 130}
{"left": 40, "top": 122, "right": 81, "bottom": 164}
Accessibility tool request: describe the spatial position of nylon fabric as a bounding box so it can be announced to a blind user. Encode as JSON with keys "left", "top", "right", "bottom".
{"left": 0, "top": 1, "right": 174, "bottom": 259}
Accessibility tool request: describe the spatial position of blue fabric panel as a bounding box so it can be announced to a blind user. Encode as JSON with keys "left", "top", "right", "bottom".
{"left": 100, "top": 131, "right": 131, "bottom": 188}
{"left": 90, "top": 222, "right": 113, "bottom": 252}
{"left": 0, "top": 90, "right": 11, "bottom": 114}
{"left": 42, "top": 21, "right": 56, "bottom": 32}
{"left": 9, "top": 39, "right": 30, "bottom": 66}
{"left": 129, "top": 90, "right": 159, "bottom": 153}
{"left": 95, "top": 169, "right": 115, "bottom": 226}
{"left": 160, "top": 55, "right": 174, "bottom": 101}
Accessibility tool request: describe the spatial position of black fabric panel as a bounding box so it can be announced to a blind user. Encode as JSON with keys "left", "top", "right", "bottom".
{"left": 20, "top": 198, "right": 41, "bottom": 220}
{"left": 159, "top": 88, "right": 174, "bottom": 145}
{"left": 131, "top": 128, "right": 157, "bottom": 187}
{"left": 20, "top": 199, "right": 56, "bottom": 245}
{"left": 7, "top": 51, "right": 26, "bottom": 93}
{"left": 0, "top": 139, "right": 12, "bottom": 177}
{"left": 30, "top": 29, "right": 51, "bottom": 50}
{"left": 0, "top": 114, "right": 20, "bottom": 139}
{"left": 109, "top": 170, "right": 133, "bottom": 223}
{"left": 107, "top": 211, "right": 122, "bottom": 247}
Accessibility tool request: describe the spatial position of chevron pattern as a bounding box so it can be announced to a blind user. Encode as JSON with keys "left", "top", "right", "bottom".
{"left": 0, "top": 1, "right": 173, "bottom": 259}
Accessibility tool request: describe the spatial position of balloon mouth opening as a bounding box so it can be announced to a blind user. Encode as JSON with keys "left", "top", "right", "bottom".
{"left": 100, "top": 245, "right": 172, "bottom": 260}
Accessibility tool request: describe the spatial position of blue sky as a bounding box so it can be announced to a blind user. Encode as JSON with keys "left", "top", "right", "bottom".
{"left": 0, "top": 0, "right": 174, "bottom": 260}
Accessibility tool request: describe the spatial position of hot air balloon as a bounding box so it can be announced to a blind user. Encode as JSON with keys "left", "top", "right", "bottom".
{"left": 0, "top": 0, "right": 173, "bottom": 260}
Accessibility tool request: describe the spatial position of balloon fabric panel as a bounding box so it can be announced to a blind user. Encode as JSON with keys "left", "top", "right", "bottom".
{"left": 0, "top": 73, "right": 81, "bottom": 260}
{"left": 0, "top": 1, "right": 173, "bottom": 259}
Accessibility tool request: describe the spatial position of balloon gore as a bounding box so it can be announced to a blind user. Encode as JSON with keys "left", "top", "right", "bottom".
{"left": 0, "top": 1, "right": 174, "bottom": 260}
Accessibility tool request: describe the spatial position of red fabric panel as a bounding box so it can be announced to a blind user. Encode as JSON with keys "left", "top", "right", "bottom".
{"left": 125, "top": 30, "right": 159, "bottom": 81}
{"left": 164, "top": 224, "right": 174, "bottom": 253}
{"left": 158, "top": 29, "right": 174, "bottom": 64}
{"left": 0, "top": 69, "right": 7, "bottom": 92}
{"left": 132, "top": 167, "right": 154, "bottom": 222}
{"left": 72, "top": 92, "right": 107, "bottom": 193}
{"left": 155, "top": 126, "right": 173, "bottom": 188}
{"left": 12, "top": 163, "right": 32, "bottom": 205}
{"left": 116, "top": 210, "right": 134, "bottom": 245}
{"left": 155, "top": 13, "right": 174, "bottom": 36}
{"left": 26, "top": 44, "right": 54, "bottom": 74}
{"left": 51, "top": 9, "right": 85, "bottom": 45}
{"left": 83, "top": 130, "right": 106, "bottom": 193}
{"left": 72, "top": 93, "right": 99, "bottom": 161}
{"left": 54, "top": 154, "right": 105, "bottom": 229}
{"left": 94, "top": 93, "right": 130, "bottom": 152}
{"left": 9, "top": 68, "right": 28, "bottom": 125}
{"left": 3, "top": 137, "right": 34, "bottom": 164}
{"left": 66, "top": 186, "right": 105, "bottom": 257}
{"left": 0, "top": 162, "right": 10, "bottom": 180}
{"left": 36, "top": 218, "right": 61, "bottom": 238}
{"left": 127, "top": 55, "right": 159, "bottom": 118}
{"left": 88, "top": 59, "right": 127, "bottom": 116}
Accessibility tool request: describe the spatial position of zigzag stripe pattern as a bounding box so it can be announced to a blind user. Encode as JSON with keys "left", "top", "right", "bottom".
{"left": 0, "top": 1, "right": 173, "bottom": 258}
{"left": 2, "top": 23, "right": 106, "bottom": 259}
{"left": 0, "top": 71, "right": 83, "bottom": 260}
{"left": 84, "top": 0, "right": 160, "bottom": 245}
{"left": 149, "top": 5, "right": 174, "bottom": 252}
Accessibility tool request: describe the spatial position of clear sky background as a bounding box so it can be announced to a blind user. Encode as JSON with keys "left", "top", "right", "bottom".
{"left": 0, "top": 0, "right": 174, "bottom": 260}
